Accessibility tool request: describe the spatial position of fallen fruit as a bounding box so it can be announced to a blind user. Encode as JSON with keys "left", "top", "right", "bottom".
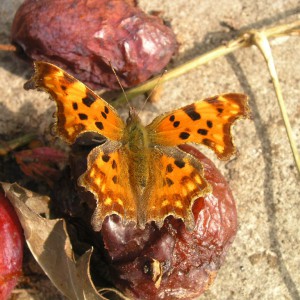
{"left": 11, "top": 0, "right": 177, "bottom": 90}
{"left": 67, "top": 144, "right": 238, "bottom": 299}
{"left": 0, "top": 191, "right": 24, "bottom": 300}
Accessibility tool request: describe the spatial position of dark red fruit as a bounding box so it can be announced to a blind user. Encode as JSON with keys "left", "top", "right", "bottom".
{"left": 57, "top": 145, "right": 237, "bottom": 300}
{"left": 11, "top": 0, "right": 177, "bottom": 90}
{"left": 61, "top": 142, "right": 238, "bottom": 299}
{"left": 94, "top": 145, "right": 237, "bottom": 299}
{"left": 0, "top": 191, "right": 24, "bottom": 300}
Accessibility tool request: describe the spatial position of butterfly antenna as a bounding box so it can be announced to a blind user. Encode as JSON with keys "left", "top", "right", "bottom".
{"left": 137, "top": 70, "right": 167, "bottom": 115}
{"left": 109, "top": 61, "right": 131, "bottom": 108}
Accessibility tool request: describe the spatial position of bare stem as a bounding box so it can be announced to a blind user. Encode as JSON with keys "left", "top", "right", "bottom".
{"left": 252, "top": 31, "right": 300, "bottom": 174}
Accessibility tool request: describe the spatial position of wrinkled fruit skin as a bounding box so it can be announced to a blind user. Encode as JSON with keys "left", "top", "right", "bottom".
{"left": 0, "top": 191, "right": 24, "bottom": 300}
{"left": 99, "top": 145, "right": 237, "bottom": 299}
{"left": 11, "top": 0, "right": 177, "bottom": 90}
{"left": 66, "top": 143, "right": 237, "bottom": 300}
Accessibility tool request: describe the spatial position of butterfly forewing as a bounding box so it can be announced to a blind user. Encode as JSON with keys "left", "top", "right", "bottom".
{"left": 147, "top": 93, "right": 250, "bottom": 159}
{"left": 24, "top": 61, "right": 125, "bottom": 143}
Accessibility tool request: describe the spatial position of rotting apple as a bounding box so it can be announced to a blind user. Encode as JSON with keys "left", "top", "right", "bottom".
{"left": 63, "top": 143, "right": 238, "bottom": 300}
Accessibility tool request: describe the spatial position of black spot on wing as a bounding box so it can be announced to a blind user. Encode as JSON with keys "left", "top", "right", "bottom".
{"left": 72, "top": 102, "right": 78, "bottom": 110}
{"left": 217, "top": 108, "right": 223, "bottom": 113}
{"left": 112, "top": 175, "right": 117, "bottom": 184}
{"left": 169, "top": 115, "right": 175, "bottom": 122}
{"left": 78, "top": 113, "right": 88, "bottom": 120}
{"left": 207, "top": 120, "right": 213, "bottom": 128}
{"left": 166, "top": 164, "right": 173, "bottom": 173}
{"left": 166, "top": 178, "right": 174, "bottom": 186}
{"left": 104, "top": 106, "right": 109, "bottom": 114}
{"left": 102, "top": 155, "right": 110, "bottom": 162}
{"left": 82, "top": 91, "right": 97, "bottom": 107}
{"left": 101, "top": 112, "right": 107, "bottom": 119}
{"left": 197, "top": 129, "right": 208, "bottom": 135}
{"left": 112, "top": 160, "right": 117, "bottom": 169}
{"left": 95, "top": 121, "right": 104, "bottom": 130}
{"left": 179, "top": 132, "right": 190, "bottom": 140}
{"left": 174, "top": 160, "right": 185, "bottom": 168}
{"left": 173, "top": 121, "right": 180, "bottom": 128}
{"left": 183, "top": 104, "right": 201, "bottom": 120}
{"left": 61, "top": 85, "right": 67, "bottom": 91}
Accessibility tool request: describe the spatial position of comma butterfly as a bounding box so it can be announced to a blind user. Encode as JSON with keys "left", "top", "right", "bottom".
{"left": 24, "top": 62, "right": 250, "bottom": 231}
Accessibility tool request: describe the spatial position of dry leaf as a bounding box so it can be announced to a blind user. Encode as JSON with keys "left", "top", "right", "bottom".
{"left": 1, "top": 182, "right": 104, "bottom": 300}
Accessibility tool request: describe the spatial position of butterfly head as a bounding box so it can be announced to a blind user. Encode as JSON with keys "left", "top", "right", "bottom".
{"left": 123, "top": 106, "right": 149, "bottom": 153}
{"left": 126, "top": 106, "right": 142, "bottom": 126}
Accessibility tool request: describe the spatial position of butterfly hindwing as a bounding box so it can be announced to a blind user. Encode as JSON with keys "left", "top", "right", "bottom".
{"left": 24, "top": 61, "right": 125, "bottom": 143}
{"left": 142, "top": 146, "right": 211, "bottom": 230}
{"left": 147, "top": 93, "right": 250, "bottom": 159}
{"left": 78, "top": 142, "right": 137, "bottom": 231}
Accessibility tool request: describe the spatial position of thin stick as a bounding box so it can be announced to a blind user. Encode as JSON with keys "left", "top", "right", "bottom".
{"left": 252, "top": 31, "right": 300, "bottom": 173}
{"left": 113, "top": 20, "right": 300, "bottom": 106}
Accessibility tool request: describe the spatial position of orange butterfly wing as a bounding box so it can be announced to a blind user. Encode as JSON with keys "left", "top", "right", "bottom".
{"left": 78, "top": 143, "right": 137, "bottom": 231}
{"left": 147, "top": 93, "right": 250, "bottom": 159}
{"left": 24, "top": 61, "right": 125, "bottom": 143}
{"left": 142, "top": 146, "right": 211, "bottom": 230}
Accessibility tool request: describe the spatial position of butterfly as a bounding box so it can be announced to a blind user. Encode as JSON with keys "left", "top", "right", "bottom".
{"left": 24, "top": 61, "right": 250, "bottom": 231}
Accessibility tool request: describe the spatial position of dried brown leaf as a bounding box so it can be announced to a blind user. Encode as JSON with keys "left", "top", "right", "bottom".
{"left": 0, "top": 182, "right": 104, "bottom": 300}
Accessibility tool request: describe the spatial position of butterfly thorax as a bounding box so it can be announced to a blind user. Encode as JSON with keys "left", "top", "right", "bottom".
{"left": 123, "top": 109, "right": 151, "bottom": 191}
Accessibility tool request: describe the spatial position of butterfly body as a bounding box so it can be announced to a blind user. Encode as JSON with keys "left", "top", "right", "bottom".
{"left": 123, "top": 110, "right": 151, "bottom": 222}
{"left": 124, "top": 109, "right": 150, "bottom": 188}
{"left": 24, "top": 61, "right": 250, "bottom": 231}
